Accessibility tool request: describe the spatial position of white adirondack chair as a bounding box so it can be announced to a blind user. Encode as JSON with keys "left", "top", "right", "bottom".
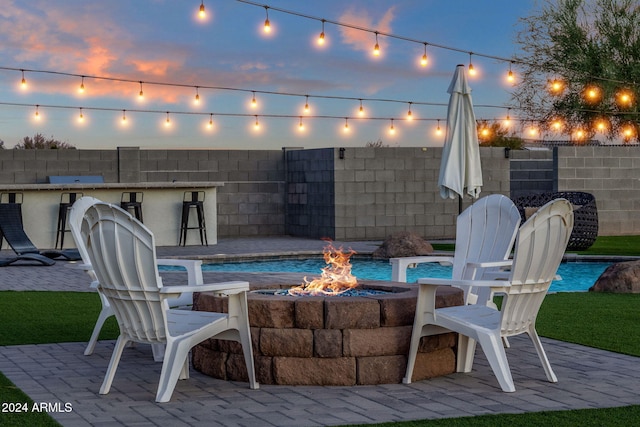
{"left": 390, "top": 194, "right": 521, "bottom": 306}
{"left": 80, "top": 200, "right": 258, "bottom": 402}
{"left": 70, "top": 197, "right": 205, "bottom": 359}
{"left": 403, "top": 198, "right": 573, "bottom": 392}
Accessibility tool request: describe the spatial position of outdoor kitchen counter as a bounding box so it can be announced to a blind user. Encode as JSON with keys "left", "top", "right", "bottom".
{"left": 0, "top": 181, "right": 223, "bottom": 248}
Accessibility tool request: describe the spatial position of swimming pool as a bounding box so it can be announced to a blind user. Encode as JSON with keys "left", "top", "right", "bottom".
{"left": 177, "top": 258, "right": 611, "bottom": 292}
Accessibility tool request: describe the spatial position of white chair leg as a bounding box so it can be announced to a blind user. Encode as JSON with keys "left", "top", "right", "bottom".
{"left": 155, "top": 340, "right": 192, "bottom": 403}
{"left": 99, "top": 335, "right": 128, "bottom": 395}
{"left": 234, "top": 293, "right": 259, "bottom": 389}
{"left": 476, "top": 332, "right": 515, "bottom": 392}
{"left": 528, "top": 327, "right": 558, "bottom": 383}
{"left": 456, "top": 334, "right": 477, "bottom": 373}
{"left": 85, "top": 306, "right": 113, "bottom": 356}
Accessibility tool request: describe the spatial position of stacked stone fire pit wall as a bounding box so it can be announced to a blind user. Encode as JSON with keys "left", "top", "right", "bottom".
{"left": 192, "top": 281, "right": 463, "bottom": 386}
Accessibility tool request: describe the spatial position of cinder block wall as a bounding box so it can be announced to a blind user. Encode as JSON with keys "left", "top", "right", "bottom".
{"left": 298, "top": 146, "right": 509, "bottom": 241}
{"left": 555, "top": 146, "right": 640, "bottom": 235}
{"left": 509, "top": 149, "right": 554, "bottom": 198}
{"left": 0, "top": 149, "right": 118, "bottom": 183}
{"left": 137, "top": 150, "right": 286, "bottom": 237}
{"left": 285, "top": 148, "right": 335, "bottom": 239}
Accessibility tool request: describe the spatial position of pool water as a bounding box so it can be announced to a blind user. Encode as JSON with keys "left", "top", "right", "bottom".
{"left": 175, "top": 258, "right": 611, "bottom": 292}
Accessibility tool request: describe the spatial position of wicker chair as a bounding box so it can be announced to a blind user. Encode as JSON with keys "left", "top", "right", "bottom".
{"left": 512, "top": 191, "right": 598, "bottom": 251}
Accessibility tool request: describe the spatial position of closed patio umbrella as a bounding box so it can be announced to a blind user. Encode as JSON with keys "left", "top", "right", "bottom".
{"left": 438, "top": 64, "right": 483, "bottom": 203}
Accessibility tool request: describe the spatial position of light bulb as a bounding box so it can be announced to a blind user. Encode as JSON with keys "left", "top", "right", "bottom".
{"left": 389, "top": 119, "right": 395, "bottom": 135}
{"left": 373, "top": 32, "right": 380, "bottom": 56}
{"left": 358, "top": 100, "right": 365, "bottom": 117}
{"left": 20, "top": 70, "right": 27, "bottom": 90}
{"left": 504, "top": 115, "right": 511, "bottom": 127}
{"left": 194, "top": 87, "right": 200, "bottom": 105}
{"left": 343, "top": 118, "right": 349, "bottom": 133}
{"left": 303, "top": 96, "right": 310, "bottom": 114}
{"left": 199, "top": 2, "right": 205, "bottom": 19}
{"left": 507, "top": 69, "right": 514, "bottom": 83}
{"left": 78, "top": 108, "right": 84, "bottom": 123}
{"left": 121, "top": 110, "right": 127, "bottom": 125}
{"left": 468, "top": 53, "right": 476, "bottom": 76}
{"left": 79, "top": 76, "right": 85, "bottom": 93}
{"left": 435, "top": 121, "right": 442, "bottom": 136}
{"left": 34, "top": 105, "right": 40, "bottom": 120}
{"left": 165, "top": 112, "right": 171, "bottom": 127}
{"left": 406, "top": 104, "right": 413, "bottom": 121}
{"left": 263, "top": 7, "right": 271, "bottom": 33}
{"left": 420, "top": 43, "right": 428, "bottom": 67}
{"left": 250, "top": 92, "right": 258, "bottom": 108}
{"left": 138, "top": 81, "right": 144, "bottom": 100}
{"left": 298, "top": 117, "right": 305, "bottom": 132}
{"left": 254, "top": 116, "right": 260, "bottom": 130}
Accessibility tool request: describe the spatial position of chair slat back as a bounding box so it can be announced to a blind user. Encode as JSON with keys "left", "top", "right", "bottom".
{"left": 501, "top": 198, "right": 573, "bottom": 336}
{"left": 453, "top": 194, "right": 521, "bottom": 283}
{"left": 82, "top": 202, "right": 166, "bottom": 343}
{"left": 69, "top": 196, "right": 102, "bottom": 266}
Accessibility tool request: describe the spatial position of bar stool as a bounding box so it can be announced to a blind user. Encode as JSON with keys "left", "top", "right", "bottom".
{"left": 120, "top": 192, "right": 143, "bottom": 222}
{"left": 0, "top": 192, "right": 23, "bottom": 204}
{"left": 179, "top": 191, "right": 208, "bottom": 246}
{"left": 55, "top": 192, "right": 83, "bottom": 250}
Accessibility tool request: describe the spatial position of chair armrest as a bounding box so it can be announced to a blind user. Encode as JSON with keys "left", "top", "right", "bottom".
{"left": 417, "top": 277, "right": 511, "bottom": 291}
{"left": 466, "top": 260, "right": 512, "bottom": 269}
{"left": 389, "top": 256, "right": 455, "bottom": 282}
{"left": 160, "top": 280, "right": 249, "bottom": 298}
{"left": 157, "top": 258, "right": 203, "bottom": 286}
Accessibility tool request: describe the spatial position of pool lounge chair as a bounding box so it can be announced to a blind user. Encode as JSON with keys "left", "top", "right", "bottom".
{"left": 0, "top": 203, "right": 81, "bottom": 266}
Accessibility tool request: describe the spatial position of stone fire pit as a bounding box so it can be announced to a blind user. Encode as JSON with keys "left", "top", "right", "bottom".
{"left": 192, "top": 279, "right": 463, "bottom": 386}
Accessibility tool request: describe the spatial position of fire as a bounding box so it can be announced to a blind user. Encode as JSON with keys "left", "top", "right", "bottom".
{"left": 288, "top": 241, "right": 359, "bottom": 296}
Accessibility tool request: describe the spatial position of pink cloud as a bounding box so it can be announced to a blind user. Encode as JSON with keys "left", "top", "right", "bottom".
{"left": 338, "top": 6, "right": 396, "bottom": 54}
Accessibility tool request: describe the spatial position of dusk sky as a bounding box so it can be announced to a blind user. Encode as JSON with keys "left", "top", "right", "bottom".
{"left": 0, "top": 0, "right": 536, "bottom": 150}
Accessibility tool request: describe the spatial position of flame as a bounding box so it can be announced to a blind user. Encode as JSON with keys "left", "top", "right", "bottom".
{"left": 288, "top": 241, "right": 359, "bottom": 296}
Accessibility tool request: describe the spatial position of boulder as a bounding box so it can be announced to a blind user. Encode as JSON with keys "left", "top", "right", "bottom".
{"left": 372, "top": 231, "right": 433, "bottom": 259}
{"left": 589, "top": 260, "right": 640, "bottom": 293}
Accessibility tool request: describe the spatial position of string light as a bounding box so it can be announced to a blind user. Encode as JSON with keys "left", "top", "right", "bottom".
{"left": 78, "top": 107, "right": 84, "bottom": 123}
{"left": 617, "top": 90, "right": 633, "bottom": 107}
{"left": 406, "top": 102, "right": 413, "bottom": 121}
{"left": 79, "top": 76, "right": 85, "bottom": 93}
{"left": 303, "top": 95, "right": 310, "bottom": 114}
{"left": 121, "top": 109, "right": 127, "bottom": 125}
{"left": 199, "top": 1, "right": 206, "bottom": 19}
{"left": 263, "top": 6, "right": 271, "bottom": 33}
{"left": 507, "top": 62, "right": 514, "bottom": 83}
{"left": 373, "top": 32, "right": 380, "bottom": 56}
{"left": 595, "top": 117, "right": 608, "bottom": 132}
{"left": 254, "top": 115, "right": 260, "bottom": 130}
{"left": 34, "top": 104, "right": 40, "bottom": 120}
{"left": 298, "top": 116, "right": 305, "bottom": 132}
{"left": 207, "top": 113, "right": 214, "bottom": 129}
{"left": 358, "top": 99, "right": 365, "bottom": 117}
{"left": 504, "top": 109, "right": 511, "bottom": 127}
{"left": 317, "top": 19, "right": 326, "bottom": 46}
{"left": 250, "top": 91, "right": 258, "bottom": 108}
{"left": 468, "top": 53, "right": 476, "bottom": 76}
{"left": 164, "top": 111, "right": 171, "bottom": 127}
{"left": 551, "top": 118, "right": 563, "bottom": 132}
{"left": 20, "top": 70, "right": 26, "bottom": 90}
{"left": 435, "top": 119, "right": 442, "bottom": 136}
{"left": 388, "top": 118, "right": 395, "bottom": 135}
{"left": 549, "top": 78, "right": 565, "bottom": 95}
{"left": 194, "top": 87, "right": 200, "bottom": 105}
{"left": 420, "top": 43, "right": 428, "bottom": 67}
{"left": 584, "top": 84, "right": 601, "bottom": 103}
{"left": 138, "top": 81, "right": 144, "bottom": 100}
{"left": 343, "top": 117, "right": 350, "bottom": 133}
